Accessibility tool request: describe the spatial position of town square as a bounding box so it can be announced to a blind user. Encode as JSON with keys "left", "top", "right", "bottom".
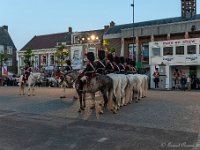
{"left": 1, "top": 0, "right": 200, "bottom": 149}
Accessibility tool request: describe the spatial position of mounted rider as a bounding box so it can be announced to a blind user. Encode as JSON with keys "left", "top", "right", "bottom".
{"left": 113, "top": 56, "right": 121, "bottom": 74}
{"left": 130, "top": 60, "right": 137, "bottom": 74}
{"left": 119, "top": 56, "right": 125, "bottom": 74}
{"left": 64, "top": 59, "right": 73, "bottom": 75}
{"left": 23, "top": 61, "right": 32, "bottom": 82}
{"left": 95, "top": 50, "right": 106, "bottom": 75}
{"left": 78, "top": 52, "right": 96, "bottom": 90}
{"left": 105, "top": 53, "right": 114, "bottom": 74}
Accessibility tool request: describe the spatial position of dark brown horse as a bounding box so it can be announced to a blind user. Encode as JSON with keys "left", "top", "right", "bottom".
{"left": 75, "top": 74, "right": 113, "bottom": 113}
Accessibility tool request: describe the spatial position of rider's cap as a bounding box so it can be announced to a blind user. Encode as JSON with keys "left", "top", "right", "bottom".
{"left": 98, "top": 50, "right": 105, "bottom": 60}
{"left": 120, "top": 56, "right": 125, "bottom": 64}
{"left": 86, "top": 52, "right": 95, "bottom": 62}
{"left": 114, "top": 56, "right": 120, "bottom": 64}
{"left": 66, "top": 59, "right": 71, "bottom": 65}
{"left": 107, "top": 53, "right": 114, "bottom": 62}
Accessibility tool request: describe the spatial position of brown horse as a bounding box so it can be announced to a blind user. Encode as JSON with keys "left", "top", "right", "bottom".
{"left": 75, "top": 74, "right": 113, "bottom": 113}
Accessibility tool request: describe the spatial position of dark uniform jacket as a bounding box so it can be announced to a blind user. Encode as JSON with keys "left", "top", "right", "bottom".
{"left": 105, "top": 62, "right": 114, "bottom": 74}
{"left": 113, "top": 64, "right": 120, "bottom": 74}
{"left": 95, "top": 60, "right": 106, "bottom": 74}
{"left": 64, "top": 65, "right": 73, "bottom": 74}
{"left": 119, "top": 63, "right": 125, "bottom": 74}
{"left": 83, "top": 62, "right": 96, "bottom": 77}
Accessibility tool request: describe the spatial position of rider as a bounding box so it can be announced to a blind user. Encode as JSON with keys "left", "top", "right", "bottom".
{"left": 78, "top": 52, "right": 96, "bottom": 90}
{"left": 105, "top": 53, "right": 114, "bottom": 74}
{"left": 119, "top": 56, "right": 125, "bottom": 74}
{"left": 23, "top": 61, "right": 32, "bottom": 82}
{"left": 95, "top": 50, "right": 106, "bottom": 75}
{"left": 64, "top": 59, "right": 73, "bottom": 75}
{"left": 130, "top": 60, "right": 137, "bottom": 74}
{"left": 113, "top": 56, "right": 121, "bottom": 74}
{"left": 125, "top": 58, "right": 131, "bottom": 74}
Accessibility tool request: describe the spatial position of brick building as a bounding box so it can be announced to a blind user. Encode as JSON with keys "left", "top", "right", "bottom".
{"left": 0, "top": 25, "right": 17, "bottom": 75}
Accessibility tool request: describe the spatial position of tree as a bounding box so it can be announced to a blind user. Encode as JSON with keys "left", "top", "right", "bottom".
{"left": 55, "top": 45, "right": 69, "bottom": 70}
{"left": 24, "top": 48, "right": 34, "bottom": 66}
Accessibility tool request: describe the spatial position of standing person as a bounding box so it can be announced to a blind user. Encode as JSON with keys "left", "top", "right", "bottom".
{"left": 95, "top": 50, "right": 106, "bottom": 75}
{"left": 180, "top": 72, "right": 187, "bottom": 91}
{"left": 153, "top": 67, "right": 160, "bottom": 88}
{"left": 187, "top": 75, "right": 191, "bottom": 91}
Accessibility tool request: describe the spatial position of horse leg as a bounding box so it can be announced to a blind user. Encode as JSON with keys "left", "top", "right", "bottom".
{"left": 90, "top": 93, "right": 95, "bottom": 109}
{"left": 78, "top": 91, "right": 83, "bottom": 113}
{"left": 32, "top": 86, "right": 35, "bottom": 96}
{"left": 28, "top": 84, "right": 31, "bottom": 96}
{"left": 82, "top": 92, "right": 86, "bottom": 109}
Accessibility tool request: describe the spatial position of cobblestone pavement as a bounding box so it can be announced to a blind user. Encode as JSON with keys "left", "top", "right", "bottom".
{"left": 0, "top": 86, "right": 200, "bottom": 149}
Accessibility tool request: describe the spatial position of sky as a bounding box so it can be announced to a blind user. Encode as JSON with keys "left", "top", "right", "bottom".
{"left": 0, "top": 0, "right": 199, "bottom": 50}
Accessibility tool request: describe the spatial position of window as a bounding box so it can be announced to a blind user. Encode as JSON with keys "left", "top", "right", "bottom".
{"left": 128, "top": 44, "right": 136, "bottom": 59}
{"left": 152, "top": 47, "right": 160, "bottom": 56}
{"left": 6, "top": 58, "right": 12, "bottom": 66}
{"left": 176, "top": 46, "right": 184, "bottom": 55}
{"left": 7, "top": 46, "right": 13, "bottom": 54}
{"left": 187, "top": 45, "right": 196, "bottom": 54}
{"left": 163, "top": 47, "right": 173, "bottom": 55}
{"left": 20, "top": 57, "right": 25, "bottom": 66}
{"left": 141, "top": 43, "right": 149, "bottom": 62}
{"left": 41, "top": 55, "right": 47, "bottom": 65}
{"left": 34, "top": 56, "right": 39, "bottom": 67}
{"left": 50, "top": 55, "right": 54, "bottom": 65}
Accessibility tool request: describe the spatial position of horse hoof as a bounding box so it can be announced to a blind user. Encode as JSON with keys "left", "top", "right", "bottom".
{"left": 113, "top": 111, "right": 117, "bottom": 114}
{"left": 28, "top": 95, "right": 30, "bottom": 96}
{"left": 78, "top": 109, "right": 81, "bottom": 113}
{"left": 135, "top": 100, "right": 138, "bottom": 103}
{"left": 81, "top": 107, "right": 85, "bottom": 110}
{"left": 99, "top": 111, "right": 104, "bottom": 114}
{"left": 60, "top": 96, "right": 66, "bottom": 99}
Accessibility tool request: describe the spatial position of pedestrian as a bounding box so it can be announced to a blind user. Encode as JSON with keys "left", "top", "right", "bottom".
{"left": 187, "top": 75, "right": 191, "bottom": 91}
{"left": 153, "top": 67, "right": 160, "bottom": 88}
{"left": 180, "top": 72, "right": 187, "bottom": 91}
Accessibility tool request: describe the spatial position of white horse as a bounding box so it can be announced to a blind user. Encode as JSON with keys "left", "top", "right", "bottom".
{"left": 19, "top": 72, "right": 43, "bottom": 96}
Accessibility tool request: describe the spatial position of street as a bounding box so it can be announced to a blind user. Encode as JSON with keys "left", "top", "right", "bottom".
{"left": 0, "top": 86, "right": 200, "bottom": 150}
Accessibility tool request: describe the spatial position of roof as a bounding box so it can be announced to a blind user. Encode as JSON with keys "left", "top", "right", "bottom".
{"left": 105, "top": 14, "right": 200, "bottom": 35}
{"left": 0, "top": 26, "right": 17, "bottom": 50}
{"left": 20, "top": 32, "right": 72, "bottom": 51}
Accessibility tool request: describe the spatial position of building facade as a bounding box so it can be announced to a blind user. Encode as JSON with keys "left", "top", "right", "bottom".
{"left": 0, "top": 25, "right": 17, "bottom": 75}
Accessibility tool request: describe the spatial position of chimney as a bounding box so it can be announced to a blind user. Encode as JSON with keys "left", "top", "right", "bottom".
{"left": 2, "top": 25, "right": 8, "bottom": 31}
{"left": 110, "top": 21, "right": 115, "bottom": 28}
{"left": 68, "top": 27, "right": 72, "bottom": 33}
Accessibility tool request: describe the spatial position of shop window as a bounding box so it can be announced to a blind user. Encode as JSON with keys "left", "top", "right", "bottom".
{"left": 176, "top": 46, "right": 184, "bottom": 55}
{"left": 163, "top": 47, "right": 173, "bottom": 55}
{"left": 187, "top": 45, "right": 196, "bottom": 54}
{"left": 152, "top": 47, "right": 160, "bottom": 56}
{"left": 50, "top": 55, "right": 54, "bottom": 65}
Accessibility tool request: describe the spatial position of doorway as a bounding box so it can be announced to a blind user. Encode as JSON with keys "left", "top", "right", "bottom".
{"left": 189, "top": 66, "right": 197, "bottom": 89}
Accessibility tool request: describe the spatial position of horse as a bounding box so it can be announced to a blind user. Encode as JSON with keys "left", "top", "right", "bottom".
{"left": 46, "top": 77, "right": 59, "bottom": 87}
{"left": 75, "top": 74, "right": 113, "bottom": 114}
{"left": 59, "top": 70, "right": 79, "bottom": 98}
{"left": 18, "top": 72, "right": 43, "bottom": 96}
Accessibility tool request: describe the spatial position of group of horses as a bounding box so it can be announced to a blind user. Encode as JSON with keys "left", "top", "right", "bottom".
{"left": 60, "top": 71, "right": 149, "bottom": 117}
{"left": 18, "top": 70, "right": 149, "bottom": 118}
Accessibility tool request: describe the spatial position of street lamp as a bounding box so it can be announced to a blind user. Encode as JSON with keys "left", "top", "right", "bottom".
{"left": 131, "top": 0, "right": 135, "bottom": 61}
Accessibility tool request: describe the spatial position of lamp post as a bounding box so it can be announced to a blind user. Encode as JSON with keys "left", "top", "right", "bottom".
{"left": 131, "top": 0, "right": 135, "bottom": 61}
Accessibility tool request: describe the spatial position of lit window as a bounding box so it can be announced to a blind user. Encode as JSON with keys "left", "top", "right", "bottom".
{"left": 50, "top": 55, "right": 54, "bottom": 65}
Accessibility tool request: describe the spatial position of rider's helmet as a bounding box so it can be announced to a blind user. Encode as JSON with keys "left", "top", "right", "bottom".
{"left": 98, "top": 50, "right": 105, "bottom": 60}
{"left": 86, "top": 52, "right": 95, "bottom": 62}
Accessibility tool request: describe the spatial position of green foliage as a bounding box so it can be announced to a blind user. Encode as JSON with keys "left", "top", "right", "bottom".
{"left": 55, "top": 45, "right": 70, "bottom": 70}
{"left": 107, "top": 47, "right": 116, "bottom": 53}
{"left": 0, "top": 53, "right": 8, "bottom": 66}
{"left": 24, "top": 48, "right": 34, "bottom": 65}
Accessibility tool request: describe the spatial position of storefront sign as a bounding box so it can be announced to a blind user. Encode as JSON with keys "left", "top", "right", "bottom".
{"left": 185, "top": 56, "right": 198, "bottom": 63}
{"left": 163, "top": 56, "right": 174, "bottom": 63}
